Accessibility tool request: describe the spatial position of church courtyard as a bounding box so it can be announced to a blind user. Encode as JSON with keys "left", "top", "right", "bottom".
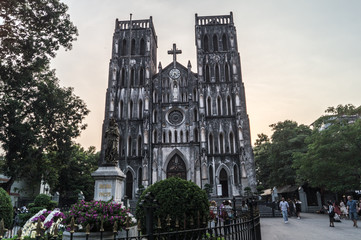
{"left": 261, "top": 213, "right": 360, "bottom": 239}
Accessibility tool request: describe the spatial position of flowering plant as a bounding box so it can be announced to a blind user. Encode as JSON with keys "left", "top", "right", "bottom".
{"left": 21, "top": 209, "right": 65, "bottom": 239}
{"left": 63, "top": 200, "right": 136, "bottom": 232}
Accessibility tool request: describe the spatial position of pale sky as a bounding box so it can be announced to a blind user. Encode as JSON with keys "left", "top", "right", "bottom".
{"left": 51, "top": 0, "right": 361, "bottom": 151}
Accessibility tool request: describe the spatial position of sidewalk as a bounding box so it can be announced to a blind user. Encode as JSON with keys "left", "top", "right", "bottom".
{"left": 261, "top": 213, "right": 360, "bottom": 240}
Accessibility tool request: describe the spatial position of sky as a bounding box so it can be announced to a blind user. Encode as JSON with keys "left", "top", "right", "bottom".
{"left": 51, "top": 0, "right": 361, "bottom": 151}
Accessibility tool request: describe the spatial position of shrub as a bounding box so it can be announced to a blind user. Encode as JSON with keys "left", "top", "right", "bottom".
{"left": 19, "top": 194, "right": 58, "bottom": 224}
{"left": 0, "top": 187, "right": 13, "bottom": 228}
{"left": 135, "top": 177, "right": 209, "bottom": 233}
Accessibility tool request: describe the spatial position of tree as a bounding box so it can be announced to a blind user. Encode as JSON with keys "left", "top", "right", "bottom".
{"left": 294, "top": 104, "right": 361, "bottom": 193}
{"left": 0, "top": 1, "right": 87, "bottom": 192}
{"left": 48, "top": 144, "right": 99, "bottom": 206}
{"left": 253, "top": 120, "right": 311, "bottom": 188}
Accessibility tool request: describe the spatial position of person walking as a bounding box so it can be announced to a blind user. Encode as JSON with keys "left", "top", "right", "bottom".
{"left": 294, "top": 198, "right": 302, "bottom": 219}
{"left": 328, "top": 201, "right": 335, "bottom": 227}
{"left": 279, "top": 197, "right": 289, "bottom": 223}
{"left": 346, "top": 195, "right": 358, "bottom": 228}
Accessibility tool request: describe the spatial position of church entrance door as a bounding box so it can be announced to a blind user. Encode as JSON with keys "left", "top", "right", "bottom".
{"left": 219, "top": 169, "right": 229, "bottom": 197}
{"left": 126, "top": 171, "right": 133, "bottom": 199}
{"left": 166, "top": 154, "right": 186, "bottom": 180}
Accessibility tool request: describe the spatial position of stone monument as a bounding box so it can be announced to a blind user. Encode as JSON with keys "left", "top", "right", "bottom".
{"left": 92, "top": 118, "right": 125, "bottom": 202}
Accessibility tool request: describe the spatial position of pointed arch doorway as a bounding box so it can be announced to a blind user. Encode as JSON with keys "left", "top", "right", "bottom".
{"left": 166, "top": 154, "right": 186, "bottom": 180}
{"left": 219, "top": 168, "right": 229, "bottom": 197}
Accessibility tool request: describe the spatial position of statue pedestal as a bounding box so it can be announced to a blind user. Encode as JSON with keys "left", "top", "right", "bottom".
{"left": 91, "top": 166, "right": 125, "bottom": 203}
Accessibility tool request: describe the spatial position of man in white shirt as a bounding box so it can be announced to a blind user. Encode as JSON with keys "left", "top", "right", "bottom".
{"left": 279, "top": 197, "right": 290, "bottom": 223}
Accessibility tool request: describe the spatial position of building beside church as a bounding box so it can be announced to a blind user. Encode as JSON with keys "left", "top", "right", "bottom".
{"left": 100, "top": 12, "right": 257, "bottom": 199}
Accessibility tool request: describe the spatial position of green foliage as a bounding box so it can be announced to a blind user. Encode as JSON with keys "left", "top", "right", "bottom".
{"left": 0, "top": 188, "right": 13, "bottom": 228}
{"left": 294, "top": 107, "right": 361, "bottom": 193}
{"left": 136, "top": 178, "right": 209, "bottom": 232}
{"left": 19, "top": 194, "right": 58, "bottom": 224}
{"left": 0, "top": 0, "right": 87, "bottom": 192}
{"left": 254, "top": 120, "right": 311, "bottom": 188}
{"left": 203, "top": 183, "right": 213, "bottom": 196}
{"left": 49, "top": 145, "right": 99, "bottom": 206}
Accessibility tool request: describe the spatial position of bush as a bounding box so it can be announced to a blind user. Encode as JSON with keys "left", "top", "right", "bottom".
{"left": 135, "top": 177, "right": 209, "bottom": 233}
{"left": 19, "top": 194, "right": 58, "bottom": 224}
{"left": 0, "top": 187, "right": 13, "bottom": 228}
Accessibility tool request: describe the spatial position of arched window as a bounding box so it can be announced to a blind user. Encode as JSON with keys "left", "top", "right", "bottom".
{"left": 215, "top": 65, "right": 220, "bottom": 82}
{"left": 186, "top": 131, "right": 189, "bottom": 142}
{"left": 137, "top": 136, "right": 142, "bottom": 156}
{"left": 128, "top": 137, "right": 132, "bottom": 156}
{"left": 227, "top": 95, "right": 232, "bottom": 115}
{"left": 180, "top": 131, "right": 183, "bottom": 143}
{"left": 207, "top": 97, "right": 212, "bottom": 116}
{"left": 209, "top": 134, "right": 214, "bottom": 154}
{"left": 153, "top": 130, "right": 157, "bottom": 143}
{"left": 222, "top": 34, "right": 228, "bottom": 51}
{"left": 169, "top": 131, "right": 172, "bottom": 143}
{"left": 131, "top": 39, "right": 136, "bottom": 55}
{"left": 163, "top": 131, "right": 166, "bottom": 143}
{"left": 213, "top": 34, "right": 218, "bottom": 52}
{"left": 153, "top": 91, "right": 157, "bottom": 103}
{"left": 174, "top": 130, "right": 178, "bottom": 143}
{"left": 229, "top": 132, "right": 234, "bottom": 153}
{"left": 194, "top": 128, "right": 198, "bottom": 142}
{"left": 234, "top": 165, "right": 239, "bottom": 184}
{"left": 119, "top": 100, "right": 123, "bottom": 119}
{"left": 153, "top": 109, "right": 157, "bottom": 123}
{"left": 121, "top": 39, "right": 127, "bottom": 56}
{"left": 130, "top": 68, "right": 135, "bottom": 86}
{"left": 140, "top": 38, "right": 145, "bottom": 55}
{"left": 139, "top": 68, "right": 144, "bottom": 86}
{"left": 129, "top": 100, "right": 133, "bottom": 118}
{"left": 204, "top": 35, "right": 209, "bottom": 52}
{"left": 138, "top": 168, "right": 143, "bottom": 187}
{"left": 126, "top": 171, "right": 133, "bottom": 199}
{"left": 225, "top": 63, "right": 230, "bottom": 82}
{"left": 138, "top": 100, "right": 143, "bottom": 118}
{"left": 167, "top": 93, "right": 170, "bottom": 103}
{"left": 121, "top": 68, "right": 126, "bottom": 86}
{"left": 119, "top": 137, "right": 123, "bottom": 157}
{"left": 193, "top": 88, "right": 197, "bottom": 101}
{"left": 209, "top": 166, "right": 214, "bottom": 185}
{"left": 219, "top": 133, "right": 224, "bottom": 154}
{"left": 193, "top": 108, "right": 198, "bottom": 121}
{"left": 217, "top": 96, "right": 222, "bottom": 116}
{"left": 205, "top": 65, "right": 210, "bottom": 82}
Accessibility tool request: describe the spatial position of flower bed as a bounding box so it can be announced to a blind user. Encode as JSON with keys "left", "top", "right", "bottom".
{"left": 63, "top": 200, "right": 135, "bottom": 232}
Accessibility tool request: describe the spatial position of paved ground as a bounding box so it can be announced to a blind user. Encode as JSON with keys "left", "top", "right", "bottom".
{"left": 261, "top": 213, "right": 360, "bottom": 240}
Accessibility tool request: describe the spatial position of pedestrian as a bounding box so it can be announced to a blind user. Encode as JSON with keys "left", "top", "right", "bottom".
{"left": 209, "top": 200, "right": 218, "bottom": 227}
{"left": 358, "top": 197, "right": 361, "bottom": 217}
{"left": 339, "top": 200, "right": 348, "bottom": 219}
{"left": 328, "top": 201, "right": 335, "bottom": 227}
{"left": 346, "top": 195, "right": 358, "bottom": 228}
{"left": 241, "top": 200, "right": 248, "bottom": 212}
{"left": 294, "top": 198, "right": 302, "bottom": 219}
{"left": 279, "top": 197, "right": 289, "bottom": 224}
{"left": 222, "top": 200, "right": 233, "bottom": 236}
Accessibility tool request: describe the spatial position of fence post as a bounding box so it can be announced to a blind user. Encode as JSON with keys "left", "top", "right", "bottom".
{"left": 249, "top": 200, "right": 256, "bottom": 240}
{"left": 140, "top": 192, "right": 157, "bottom": 240}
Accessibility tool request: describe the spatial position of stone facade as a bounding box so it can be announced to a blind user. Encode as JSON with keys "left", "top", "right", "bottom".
{"left": 100, "top": 13, "right": 257, "bottom": 199}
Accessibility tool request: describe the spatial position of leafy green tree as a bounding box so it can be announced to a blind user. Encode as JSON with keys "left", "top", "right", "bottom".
{"left": 294, "top": 104, "right": 361, "bottom": 193}
{"left": 0, "top": 187, "right": 13, "bottom": 228}
{"left": 254, "top": 120, "right": 311, "bottom": 188}
{"left": 48, "top": 145, "right": 99, "bottom": 206}
{"left": 0, "top": 0, "right": 88, "bottom": 192}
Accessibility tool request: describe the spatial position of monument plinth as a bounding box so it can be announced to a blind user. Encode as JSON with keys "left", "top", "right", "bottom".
{"left": 91, "top": 166, "right": 125, "bottom": 202}
{"left": 92, "top": 118, "right": 125, "bottom": 202}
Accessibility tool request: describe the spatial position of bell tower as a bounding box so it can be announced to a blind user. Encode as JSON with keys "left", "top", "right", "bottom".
{"left": 195, "top": 12, "right": 257, "bottom": 194}
{"left": 101, "top": 15, "right": 157, "bottom": 199}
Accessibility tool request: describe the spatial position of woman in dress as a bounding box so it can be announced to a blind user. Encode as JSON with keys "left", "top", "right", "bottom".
{"left": 339, "top": 200, "right": 348, "bottom": 219}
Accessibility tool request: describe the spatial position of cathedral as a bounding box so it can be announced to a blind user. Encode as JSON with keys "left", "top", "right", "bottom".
{"left": 100, "top": 12, "right": 257, "bottom": 199}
